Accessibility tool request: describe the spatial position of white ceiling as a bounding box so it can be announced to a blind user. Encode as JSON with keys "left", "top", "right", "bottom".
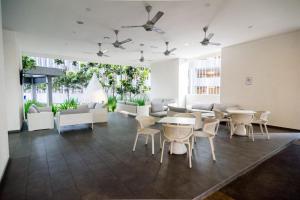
{"left": 2, "top": 0, "right": 300, "bottom": 65}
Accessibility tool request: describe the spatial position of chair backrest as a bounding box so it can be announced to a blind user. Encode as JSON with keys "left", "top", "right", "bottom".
{"left": 230, "top": 113, "right": 253, "bottom": 124}
{"left": 254, "top": 111, "right": 270, "bottom": 122}
{"left": 162, "top": 124, "right": 193, "bottom": 142}
{"left": 192, "top": 111, "right": 202, "bottom": 130}
{"left": 213, "top": 110, "right": 226, "bottom": 120}
{"left": 202, "top": 118, "right": 219, "bottom": 136}
{"left": 135, "top": 116, "right": 155, "bottom": 130}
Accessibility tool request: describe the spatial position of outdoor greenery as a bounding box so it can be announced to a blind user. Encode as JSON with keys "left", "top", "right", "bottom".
{"left": 22, "top": 56, "right": 36, "bottom": 71}
{"left": 54, "top": 59, "right": 65, "bottom": 65}
{"left": 24, "top": 100, "right": 44, "bottom": 119}
{"left": 53, "top": 62, "right": 151, "bottom": 102}
{"left": 51, "top": 98, "right": 79, "bottom": 116}
{"left": 106, "top": 96, "right": 117, "bottom": 112}
{"left": 22, "top": 56, "right": 151, "bottom": 112}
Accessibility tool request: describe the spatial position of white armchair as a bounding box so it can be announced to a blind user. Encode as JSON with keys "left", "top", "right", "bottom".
{"left": 27, "top": 111, "right": 54, "bottom": 131}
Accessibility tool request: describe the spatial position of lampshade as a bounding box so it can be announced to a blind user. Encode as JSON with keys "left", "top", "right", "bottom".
{"left": 82, "top": 73, "right": 107, "bottom": 104}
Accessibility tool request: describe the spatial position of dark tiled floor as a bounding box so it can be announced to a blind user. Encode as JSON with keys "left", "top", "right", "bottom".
{"left": 0, "top": 113, "right": 299, "bottom": 199}
{"left": 214, "top": 140, "right": 300, "bottom": 200}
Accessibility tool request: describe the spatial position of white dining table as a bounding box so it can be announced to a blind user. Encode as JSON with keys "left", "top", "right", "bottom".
{"left": 227, "top": 109, "right": 256, "bottom": 136}
{"left": 158, "top": 117, "right": 195, "bottom": 155}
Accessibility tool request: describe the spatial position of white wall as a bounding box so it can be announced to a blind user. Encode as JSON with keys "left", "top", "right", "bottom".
{"left": 150, "top": 58, "right": 180, "bottom": 101}
{"left": 221, "top": 30, "right": 300, "bottom": 129}
{"left": 3, "top": 30, "right": 23, "bottom": 131}
{"left": 0, "top": 2, "right": 10, "bottom": 181}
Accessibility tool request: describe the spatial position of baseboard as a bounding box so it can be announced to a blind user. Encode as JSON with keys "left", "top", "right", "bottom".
{"left": 0, "top": 156, "right": 10, "bottom": 185}
{"left": 267, "top": 125, "right": 300, "bottom": 132}
{"left": 8, "top": 130, "right": 21, "bottom": 134}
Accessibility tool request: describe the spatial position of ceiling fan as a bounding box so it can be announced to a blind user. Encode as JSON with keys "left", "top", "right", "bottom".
{"left": 138, "top": 50, "right": 152, "bottom": 63}
{"left": 112, "top": 30, "right": 132, "bottom": 49}
{"left": 163, "top": 42, "right": 176, "bottom": 56}
{"left": 96, "top": 43, "right": 109, "bottom": 57}
{"left": 200, "top": 26, "right": 221, "bottom": 46}
{"left": 122, "top": 5, "right": 165, "bottom": 34}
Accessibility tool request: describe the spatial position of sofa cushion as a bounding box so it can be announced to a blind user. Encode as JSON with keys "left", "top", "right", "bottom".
{"left": 88, "top": 102, "right": 97, "bottom": 109}
{"left": 150, "top": 111, "right": 167, "bottom": 118}
{"left": 192, "top": 104, "right": 213, "bottom": 111}
{"left": 60, "top": 105, "right": 89, "bottom": 115}
{"left": 95, "top": 103, "right": 105, "bottom": 109}
{"left": 28, "top": 105, "right": 39, "bottom": 113}
{"left": 151, "top": 101, "right": 164, "bottom": 113}
{"left": 168, "top": 106, "right": 187, "bottom": 113}
{"left": 38, "top": 107, "right": 52, "bottom": 112}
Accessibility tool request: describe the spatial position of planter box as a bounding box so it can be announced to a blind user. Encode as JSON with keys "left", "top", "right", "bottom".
{"left": 117, "top": 102, "right": 150, "bottom": 116}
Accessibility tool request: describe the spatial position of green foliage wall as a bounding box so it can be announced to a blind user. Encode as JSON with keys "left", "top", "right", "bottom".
{"left": 53, "top": 62, "right": 151, "bottom": 101}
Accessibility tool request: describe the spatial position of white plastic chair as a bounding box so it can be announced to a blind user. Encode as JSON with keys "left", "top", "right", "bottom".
{"left": 160, "top": 124, "right": 194, "bottom": 168}
{"left": 213, "top": 110, "right": 231, "bottom": 134}
{"left": 230, "top": 113, "right": 254, "bottom": 141}
{"left": 252, "top": 111, "right": 271, "bottom": 140}
{"left": 133, "top": 116, "right": 161, "bottom": 155}
{"left": 192, "top": 119, "right": 219, "bottom": 161}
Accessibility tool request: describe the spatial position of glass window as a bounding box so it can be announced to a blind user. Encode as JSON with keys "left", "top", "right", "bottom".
{"left": 188, "top": 56, "right": 221, "bottom": 95}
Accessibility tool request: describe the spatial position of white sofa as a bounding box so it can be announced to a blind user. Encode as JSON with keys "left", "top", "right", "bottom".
{"left": 117, "top": 102, "right": 150, "bottom": 116}
{"left": 89, "top": 103, "right": 108, "bottom": 123}
{"left": 27, "top": 110, "right": 54, "bottom": 131}
{"left": 55, "top": 105, "right": 93, "bottom": 134}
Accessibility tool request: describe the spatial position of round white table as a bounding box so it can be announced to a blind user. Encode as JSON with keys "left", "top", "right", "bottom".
{"left": 227, "top": 110, "right": 256, "bottom": 136}
{"left": 158, "top": 117, "right": 195, "bottom": 155}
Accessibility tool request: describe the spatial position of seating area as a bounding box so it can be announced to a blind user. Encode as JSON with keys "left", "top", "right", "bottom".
{"left": 0, "top": 1, "right": 300, "bottom": 200}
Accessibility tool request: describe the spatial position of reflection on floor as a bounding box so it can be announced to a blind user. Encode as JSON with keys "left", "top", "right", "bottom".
{"left": 0, "top": 113, "right": 299, "bottom": 199}
{"left": 207, "top": 139, "right": 300, "bottom": 200}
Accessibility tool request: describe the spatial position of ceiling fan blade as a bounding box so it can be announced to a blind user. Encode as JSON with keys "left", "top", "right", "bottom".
{"left": 151, "top": 11, "right": 164, "bottom": 24}
{"left": 119, "top": 38, "right": 132, "bottom": 44}
{"left": 152, "top": 26, "right": 165, "bottom": 34}
{"left": 208, "top": 42, "right": 221, "bottom": 46}
{"left": 122, "top": 25, "right": 143, "bottom": 28}
{"left": 103, "top": 49, "right": 108, "bottom": 53}
{"left": 207, "top": 33, "right": 214, "bottom": 40}
{"left": 169, "top": 48, "right": 177, "bottom": 53}
{"left": 119, "top": 46, "right": 126, "bottom": 50}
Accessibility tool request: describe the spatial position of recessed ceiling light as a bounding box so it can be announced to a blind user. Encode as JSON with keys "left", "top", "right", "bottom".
{"left": 86, "top": 8, "right": 91, "bottom": 12}
{"left": 140, "top": 43, "right": 144, "bottom": 47}
{"left": 150, "top": 45, "right": 158, "bottom": 49}
{"left": 184, "top": 43, "right": 189, "bottom": 46}
{"left": 248, "top": 25, "right": 253, "bottom": 29}
{"left": 104, "top": 36, "right": 110, "bottom": 39}
{"left": 76, "top": 20, "right": 84, "bottom": 25}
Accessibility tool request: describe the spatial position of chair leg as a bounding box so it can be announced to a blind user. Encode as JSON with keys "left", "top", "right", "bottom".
{"left": 208, "top": 137, "right": 216, "bottom": 161}
{"left": 230, "top": 123, "right": 234, "bottom": 139}
{"left": 145, "top": 135, "right": 149, "bottom": 145}
{"left": 159, "top": 133, "right": 162, "bottom": 149}
{"left": 251, "top": 125, "right": 254, "bottom": 142}
{"left": 264, "top": 124, "right": 270, "bottom": 140}
{"left": 259, "top": 123, "right": 264, "bottom": 135}
{"left": 187, "top": 142, "right": 192, "bottom": 168}
{"left": 192, "top": 136, "right": 195, "bottom": 150}
{"left": 160, "top": 140, "right": 166, "bottom": 163}
{"left": 216, "top": 123, "right": 220, "bottom": 135}
{"left": 151, "top": 135, "right": 154, "bottom": 155}
{"left": 133, "top": 133, "right": 139, "bottom": 151}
